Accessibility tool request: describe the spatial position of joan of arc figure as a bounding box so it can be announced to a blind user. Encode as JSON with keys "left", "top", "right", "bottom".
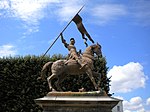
{"left": 60, "top": 33, "right": 86, "bottom": 69}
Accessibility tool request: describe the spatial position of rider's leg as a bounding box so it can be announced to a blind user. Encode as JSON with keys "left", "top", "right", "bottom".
{"left": 77, "top": 58, "right": 87, "bottom": 69}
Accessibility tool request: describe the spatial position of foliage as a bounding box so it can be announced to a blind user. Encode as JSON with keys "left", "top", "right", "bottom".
{"left": 93, "top": 57, "right": 111, "bottom": 95}
{"left": 0, "top": 54, "right": 110, "bottom": 112}
{"left": 0, "top": 55, "right": 57, "bottom": 112}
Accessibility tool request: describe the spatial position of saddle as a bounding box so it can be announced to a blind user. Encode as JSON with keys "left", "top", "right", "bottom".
{"left": 64, "top": 59, "right": 78, "bottom": 65}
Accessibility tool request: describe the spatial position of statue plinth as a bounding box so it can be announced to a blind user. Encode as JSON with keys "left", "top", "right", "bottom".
{"left": 47, "top": 90, "right": 107, "bottom": 96}
{"left": 35, "top": 91, "right": 121, "bottom": 112}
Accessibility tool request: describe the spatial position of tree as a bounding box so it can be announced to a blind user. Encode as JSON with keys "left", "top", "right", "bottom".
{"left": 93, "top": 57, "right": 111, "bottom": 95}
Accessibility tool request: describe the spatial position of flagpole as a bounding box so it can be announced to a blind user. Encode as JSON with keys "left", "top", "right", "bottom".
{"left": 42, "top": 5, "right": 85, "bottom": 58}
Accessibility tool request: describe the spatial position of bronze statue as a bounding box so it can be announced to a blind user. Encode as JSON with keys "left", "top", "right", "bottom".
{"left": 39, "top": 43, "right": 102, "bottom": 92}
{"left": 60, "top": 33, "right": 86, "bottom": 69}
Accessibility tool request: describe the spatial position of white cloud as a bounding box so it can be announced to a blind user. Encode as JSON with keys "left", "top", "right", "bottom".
{"left": 122, "top": 97, "right": 150, "bottom": 112}
{"left": 0, "top": 44, "right": 17, "bottom": 57}
{"left": 130, "top": 1, "right": 150, "bottom": 26}
{"left": 107, "top": 62, "right": 148, "bottom": 93}
{"left": 88, "top": 1, "right": 150, "bottom": 26}
{"left": 124, "top": 110, "right": 131, "bottom": 112}
{"left": 146, "top": 98, "right": 150, "bottom": 105}
{"left": 123, "top": 97, "right": 145, "bottom": 112}
{"left": 0, "top": 0, "right": 9, "bottom": 9}
{"left": 10, "top": 0, "right": 50, "bottom": 34}
{"left": 0, "top": 0, "right": 85, "bottom": 35}
{"left": 0, "top": 0, "right": 60, "bottom": 35}
{"left": 90, "top": 4, "right": 127, "bottom": 25}
{"left": 55, "top": 0, "right": 84, "bottom": 22}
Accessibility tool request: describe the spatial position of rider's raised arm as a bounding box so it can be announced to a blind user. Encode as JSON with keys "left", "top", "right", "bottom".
{"left": 60, "top": 33, "right": 69, "bottom": 48}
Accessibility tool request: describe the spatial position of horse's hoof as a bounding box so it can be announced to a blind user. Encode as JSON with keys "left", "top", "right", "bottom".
{"left": 37, "top": 77, "right": 42, "bottom": 80}
{"left": 52, "top": 89, "right": 57, "bottom": 92}
{"left": 97, "top": 88, "right": 103, "bottom": 92}
{"left": 37, "top": 77, "right": 45, "bottom": 81}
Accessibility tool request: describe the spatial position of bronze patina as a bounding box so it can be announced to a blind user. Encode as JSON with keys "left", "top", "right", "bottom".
{"left": 39, "top": 42, "right": 102, "bottom": 92}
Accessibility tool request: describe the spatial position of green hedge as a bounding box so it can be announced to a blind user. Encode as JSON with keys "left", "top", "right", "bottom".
{"left": 0, "top": 55, "right": 110, "bottom": 112}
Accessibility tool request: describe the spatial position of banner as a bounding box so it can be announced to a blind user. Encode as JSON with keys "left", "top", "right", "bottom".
{"left": 73, "top": 14, "right": 94, "bottom": 45}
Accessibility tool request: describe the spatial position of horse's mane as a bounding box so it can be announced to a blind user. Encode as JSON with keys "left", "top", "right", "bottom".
{"left": 84, "top": 44, "right": 97, "bottom": 52}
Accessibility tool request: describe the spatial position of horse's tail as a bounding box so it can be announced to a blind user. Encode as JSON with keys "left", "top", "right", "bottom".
{"left": 37, "top": 62, "right": 53, "bottom": 80}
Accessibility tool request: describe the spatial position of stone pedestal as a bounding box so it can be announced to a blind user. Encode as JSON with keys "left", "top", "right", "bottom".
{"left": 35, "top": 91, "right": 120, "bottom": 112}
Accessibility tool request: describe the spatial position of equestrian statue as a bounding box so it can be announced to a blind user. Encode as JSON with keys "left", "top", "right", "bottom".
{"left": 39, "top": 33, "right": 102, "bottom": 92}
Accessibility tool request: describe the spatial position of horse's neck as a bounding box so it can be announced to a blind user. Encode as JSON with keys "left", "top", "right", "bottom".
{"left": 82, "top": 48, "right": 94, "bottom": 60}
{"left": 83, "top": 48, "right": 94, "bottom": 56}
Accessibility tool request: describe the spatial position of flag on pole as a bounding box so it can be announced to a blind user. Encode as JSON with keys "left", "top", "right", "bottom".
{"left": 42, "top": 5, "right": 85, "bottom": 57}
{"left": 72, "top": 14, "right": 94, "bottom": 45}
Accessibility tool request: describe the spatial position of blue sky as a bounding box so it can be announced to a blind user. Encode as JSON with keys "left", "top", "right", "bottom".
{"left": 0, "top": 0, "right": 150, "bottom": 111}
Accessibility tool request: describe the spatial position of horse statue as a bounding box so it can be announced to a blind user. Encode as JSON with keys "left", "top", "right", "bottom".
{"left": 39, "top": 43, "right": 102, "bottom": 91}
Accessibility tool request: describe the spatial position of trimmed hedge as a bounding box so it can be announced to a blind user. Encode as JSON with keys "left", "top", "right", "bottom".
{"left": 0, "top": 55, "right": 110, "bottom": 112}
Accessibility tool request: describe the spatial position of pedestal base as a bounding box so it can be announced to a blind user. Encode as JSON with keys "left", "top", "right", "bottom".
{"left": 35, "top": 92, "right": 121, "bottom": 112}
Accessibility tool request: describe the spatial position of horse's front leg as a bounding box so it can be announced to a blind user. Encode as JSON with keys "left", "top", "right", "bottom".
{"left": 47, "top": 73, "right": 57, "bottom": 91}
{"left": 86, "top": 69, "right": 98, "bottom": 90}
{"left": 92, "top": 71, "right": 102, "bottom": 91}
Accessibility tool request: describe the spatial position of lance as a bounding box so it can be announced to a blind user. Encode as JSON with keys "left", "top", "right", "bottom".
{"left": 42, "top": 5, "right": 84, "bottom": 58}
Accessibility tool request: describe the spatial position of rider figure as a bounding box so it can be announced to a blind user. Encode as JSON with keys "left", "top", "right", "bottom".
{"left": 60, "top": 33, "right": 86, "bottom": 69}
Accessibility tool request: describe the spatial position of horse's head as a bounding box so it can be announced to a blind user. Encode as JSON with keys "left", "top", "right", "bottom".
{"left": 91, "top": 42, "right": 102, "bottom": 57}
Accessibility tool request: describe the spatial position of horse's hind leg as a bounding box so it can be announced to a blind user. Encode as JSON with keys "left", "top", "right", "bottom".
{"left": 55, "top": 74, "right": 66, "bottom": 91}
{"left": 86, "top": 70, "right": 98, "bottom": 90}
{"left": 47, "top": 73, "right": 57, "bottom": 91}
